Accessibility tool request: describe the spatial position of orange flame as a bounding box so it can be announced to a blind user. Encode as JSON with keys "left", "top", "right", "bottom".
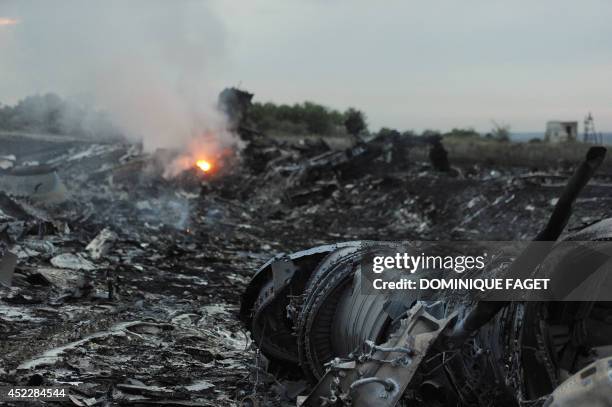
{"left": 0, "top": 18, "right": 19, "bottom": 26}
{"left": 196, "top": 159, "right": 212, "bottom": 173}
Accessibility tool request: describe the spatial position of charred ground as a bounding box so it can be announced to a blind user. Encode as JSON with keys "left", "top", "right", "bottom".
{"left": 1, "top": 130, "right": 611, "bottom": 406}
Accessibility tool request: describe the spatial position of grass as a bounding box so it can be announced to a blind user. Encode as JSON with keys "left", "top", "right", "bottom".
{"left": 270, "top": 131, "right": 612, "bottom": 173}
{"left": 411, "top": 137, "right": 612, "bottom": 174}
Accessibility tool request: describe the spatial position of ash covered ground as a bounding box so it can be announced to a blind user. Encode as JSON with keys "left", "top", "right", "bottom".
{"left": 1, "top": 131, "right": 611, "bottom": 406}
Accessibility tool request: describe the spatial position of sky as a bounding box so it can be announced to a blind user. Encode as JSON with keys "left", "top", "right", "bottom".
{"left": 1, "top": 0, "right": 611, "bottom": 133}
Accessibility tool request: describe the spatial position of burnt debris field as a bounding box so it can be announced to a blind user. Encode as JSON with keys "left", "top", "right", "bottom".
{"left": 4, "top": 0, "right": 612, "bottom": 404}
{"left": 1, "top": 110, "right": 612, "bottom": 406}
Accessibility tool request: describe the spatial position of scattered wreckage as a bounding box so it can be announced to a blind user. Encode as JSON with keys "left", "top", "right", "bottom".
{"left": 2, "top": 88, "right": 612, "bottom": 406}
{"left": 0, "top": 131, "right": 262, "bottom": 406}
{"left": 241, "top": 147, "right": 612, "bottom": 406}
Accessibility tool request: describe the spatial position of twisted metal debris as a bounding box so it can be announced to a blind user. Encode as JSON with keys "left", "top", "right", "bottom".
{"left": 241, "top": 147, "right": 612, "bottom": 406}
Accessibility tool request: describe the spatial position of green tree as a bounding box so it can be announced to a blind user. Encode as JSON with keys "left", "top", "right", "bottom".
{"left": 343, "top": 108, "right": 367, "bottom": 138}
{"left": 445, "top": 127, "right": 480, "bottom": 139}
{"left": 249, "top": 100, "right": 347, "bottom": 136}
{"left": 421, "top": 129, "right": 442, "bottom": 138}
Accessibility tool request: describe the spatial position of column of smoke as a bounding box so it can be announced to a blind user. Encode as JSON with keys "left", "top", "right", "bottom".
{"left": 0, "top": 0, "right": 237, "bottom": 178}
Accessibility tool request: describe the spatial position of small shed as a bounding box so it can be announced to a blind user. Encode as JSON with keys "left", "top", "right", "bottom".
{"left": 545, "top": 121, "right": 578, "bottom": 143}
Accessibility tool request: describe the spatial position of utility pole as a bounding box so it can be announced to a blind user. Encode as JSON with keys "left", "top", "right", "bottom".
{"left": 583, "top": 112, "right": 602, "bottom": 144}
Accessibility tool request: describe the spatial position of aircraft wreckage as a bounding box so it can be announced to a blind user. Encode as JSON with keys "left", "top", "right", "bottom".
{"left": 241, "top": 147, "right": 612, "bottom": 406}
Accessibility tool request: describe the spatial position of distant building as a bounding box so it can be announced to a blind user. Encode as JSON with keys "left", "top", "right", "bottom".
{"left": 545, "top": 121, "right": 578, "bottom": 143}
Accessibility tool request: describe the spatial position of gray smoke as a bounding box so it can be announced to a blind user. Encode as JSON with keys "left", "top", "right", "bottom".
{"left": 0, "top": 0, "right": 236, "bottom": 156}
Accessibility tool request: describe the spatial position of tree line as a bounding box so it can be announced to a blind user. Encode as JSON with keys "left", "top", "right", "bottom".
{"left": 249, "top": 101, "right": 367, "bottom": 137}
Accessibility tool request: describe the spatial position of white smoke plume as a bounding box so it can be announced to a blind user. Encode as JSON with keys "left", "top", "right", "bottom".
{"left": 0, "top": 0, "right": 237, "bottom": 169}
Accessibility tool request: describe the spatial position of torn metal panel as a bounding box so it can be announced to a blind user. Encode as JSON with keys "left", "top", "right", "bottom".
{"left": 50, "top": 253, "right": 95, "bottom": 271}
{"left": 0, "top": 165, "right": 68, "bottom": 203}
{"left": 85, "top": 227, "right": 117, "bottom": 260}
